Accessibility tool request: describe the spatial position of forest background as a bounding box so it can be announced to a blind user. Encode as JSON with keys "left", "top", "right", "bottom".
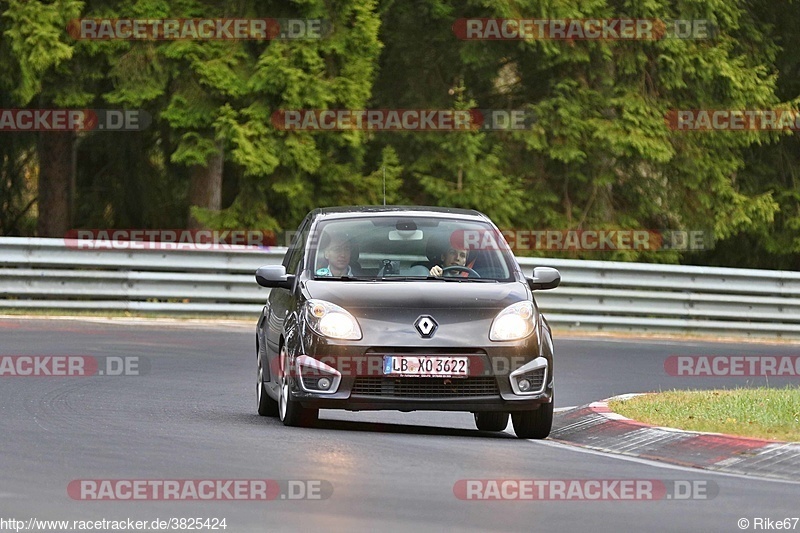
{"left": 2, "top": 0, "right": 800, "bottom": 269}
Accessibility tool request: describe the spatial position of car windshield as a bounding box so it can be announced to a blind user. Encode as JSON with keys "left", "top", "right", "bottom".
{"left": 308, "top": 215, "right": 515, "bottom": 281}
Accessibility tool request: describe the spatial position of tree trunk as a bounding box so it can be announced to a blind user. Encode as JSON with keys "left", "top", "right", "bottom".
{"left": 36, "top": 131, "right": 74, "bottom": 237}
{"left": 187, "top": 141, "right": 223, "bottom": 229}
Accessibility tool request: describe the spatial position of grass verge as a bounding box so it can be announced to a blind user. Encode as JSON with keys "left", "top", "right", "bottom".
{"left": 608, "top": 387, "right": 800, "bottom": 442}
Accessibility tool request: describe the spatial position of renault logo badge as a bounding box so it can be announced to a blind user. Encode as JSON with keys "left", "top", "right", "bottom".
{"left": 414, "top": 315, "right": 438, "bottom": 338}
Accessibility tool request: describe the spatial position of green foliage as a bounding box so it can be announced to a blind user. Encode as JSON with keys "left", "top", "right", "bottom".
{"left": 1, "top": 0, "right": 82, "bottom": 105}
{"left": 1, "top": 0, "right": 799, "bottom": 270}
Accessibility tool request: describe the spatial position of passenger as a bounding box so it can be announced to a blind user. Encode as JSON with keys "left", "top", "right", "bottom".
{"left": 315, "top": 233, "right": 353, "bottom": 277}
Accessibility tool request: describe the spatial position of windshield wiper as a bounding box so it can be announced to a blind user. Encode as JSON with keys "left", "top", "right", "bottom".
{"left": 313, "top": 275, "right": 501, "bottom": 282}
{"left": 373, "top": 276, "right": 500, "bottom": 282}
{"left": 313, "top": 275, "right": 373, "bottom": 281}
{"left": 436, "top": 277, "right": 499, "bottom": 283}
{"left": 376, "top": 276, "right": 444, "bottom": 281}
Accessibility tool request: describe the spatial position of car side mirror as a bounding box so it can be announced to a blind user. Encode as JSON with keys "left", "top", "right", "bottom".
{"left": 255, "top": 265, "right": 295, "bottom": 290}
{"left": 527, "top": 267, "right": 560, "bottom": 291}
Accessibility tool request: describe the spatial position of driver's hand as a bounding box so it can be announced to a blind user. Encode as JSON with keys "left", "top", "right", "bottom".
{"left": 429, "top": 265, "right": 443, "bottom": 277}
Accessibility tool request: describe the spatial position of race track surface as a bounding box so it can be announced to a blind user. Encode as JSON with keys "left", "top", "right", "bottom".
{"left": 1, "top": 318, "right": 798, "bottom": 532}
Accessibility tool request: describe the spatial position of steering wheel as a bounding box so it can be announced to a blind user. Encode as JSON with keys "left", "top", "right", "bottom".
{"left": 442, "top": 265, "right": 480, "bottom": 277}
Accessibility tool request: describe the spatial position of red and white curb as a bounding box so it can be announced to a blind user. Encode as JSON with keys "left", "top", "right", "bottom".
{"left": 550, "top": 394, "right": 800, "bottom": 481}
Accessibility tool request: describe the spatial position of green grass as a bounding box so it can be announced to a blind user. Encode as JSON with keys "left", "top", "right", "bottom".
{"left": 608, "top": 387, "right": 800, "bottom": 442}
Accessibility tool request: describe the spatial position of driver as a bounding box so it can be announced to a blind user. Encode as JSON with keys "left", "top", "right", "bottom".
{"left": 316, "top": 233, "right": 353, "bottom": 277}
{"left": 429, "top": 245, "right": 468, "bottom": 277}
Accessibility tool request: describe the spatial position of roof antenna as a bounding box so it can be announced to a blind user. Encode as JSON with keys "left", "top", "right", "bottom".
{"left": 383, "top": 165, "right": 386, "bottom": 206}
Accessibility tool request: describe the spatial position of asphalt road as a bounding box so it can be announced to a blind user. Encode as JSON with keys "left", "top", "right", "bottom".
{"left": 1, "top": 317, "right": 798, "bottom": 532}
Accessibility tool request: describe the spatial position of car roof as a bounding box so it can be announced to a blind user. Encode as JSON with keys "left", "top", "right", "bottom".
{"left": 310, "top": 205, "right": 487, "bottom": 221}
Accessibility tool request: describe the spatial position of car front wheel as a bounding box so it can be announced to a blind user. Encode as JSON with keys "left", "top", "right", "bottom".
{"left": 278, "top": 345, "right": 319, "bottom": 427}
{"left": 474, "top": 412, "right": 509, "bottom": 432}
{"left": 511, "top": 403, "right": 553, "bottom": 439}
{"left": 257, "top": 346, "right": 278, "bottom": 417}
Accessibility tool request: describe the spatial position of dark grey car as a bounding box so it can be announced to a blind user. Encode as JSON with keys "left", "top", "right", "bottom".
{"left": 254, "top": 206, "right": 560, "bottom": 438}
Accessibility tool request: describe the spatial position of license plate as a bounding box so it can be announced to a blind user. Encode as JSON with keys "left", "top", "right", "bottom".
{"left": 383, "top": 356, "right": 469, "bottom": 377}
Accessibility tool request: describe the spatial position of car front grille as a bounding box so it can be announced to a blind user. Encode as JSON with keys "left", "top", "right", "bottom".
{"left": 351, "top": 377, "right": 499, "bottom": 398}
{"left": 302, "top": 377, "right": 322, "bottom": 389}
{"left": 524, "top": 368, "right": 546, "bottom": 391}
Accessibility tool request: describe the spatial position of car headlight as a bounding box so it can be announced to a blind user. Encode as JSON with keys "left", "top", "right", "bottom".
{"left": 489, "top": 301, "right": 535, "bottom": 341}
{"left": 305, "top": 300, "right": 362, "bottom": 340}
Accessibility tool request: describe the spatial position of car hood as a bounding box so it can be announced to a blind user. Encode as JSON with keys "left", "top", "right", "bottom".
{"left": 304, "top": 279, "right": 528, "bottom": 310}
{"left": 303, "top": 280, "right": 535, "bottom": 347}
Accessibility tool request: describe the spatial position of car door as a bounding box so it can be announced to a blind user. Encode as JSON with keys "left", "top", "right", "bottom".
{"left": 263, "top": 214, "right": 312, "bottom": 382}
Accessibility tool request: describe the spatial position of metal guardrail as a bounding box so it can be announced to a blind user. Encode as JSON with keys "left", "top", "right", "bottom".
{"left": 2, "top": 237, "right": 800, "bottom": 337}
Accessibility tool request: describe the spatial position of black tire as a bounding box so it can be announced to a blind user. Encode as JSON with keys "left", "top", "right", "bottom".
{"left": 257, "top": 346, "right": 278, "bottom": 417}
{"left": 278, "top": 345, "right": 319, "bottom": 427}
{"left": 474, "top": 412, "right": 510, "bottom": 432}
{"left": 511, "top": 402, "right": 553, "bottom": 439}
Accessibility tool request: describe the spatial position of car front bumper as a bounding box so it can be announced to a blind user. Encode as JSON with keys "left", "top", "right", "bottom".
{"left": 289, "top": 351, "right": 553, "bottom": 412}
